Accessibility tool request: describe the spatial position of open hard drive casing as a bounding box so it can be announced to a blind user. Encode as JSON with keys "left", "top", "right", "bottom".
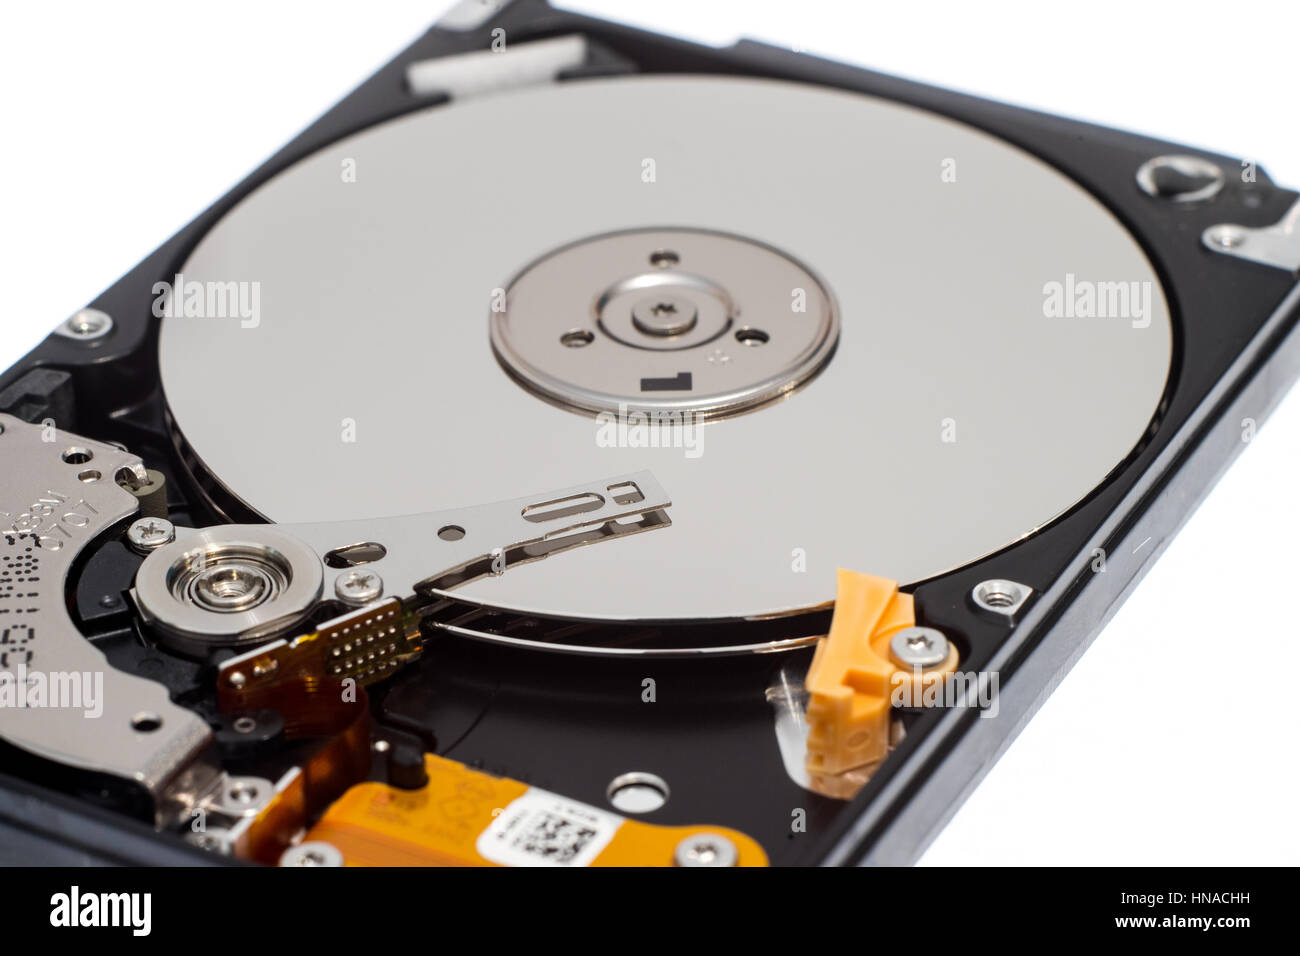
{"left": 1, "top": 0, "right": 1298, "bottom": 866}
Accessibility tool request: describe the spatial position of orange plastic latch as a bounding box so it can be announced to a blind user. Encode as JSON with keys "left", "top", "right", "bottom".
{"left": 804, "top": 569, "right": 957, "bottom": 778}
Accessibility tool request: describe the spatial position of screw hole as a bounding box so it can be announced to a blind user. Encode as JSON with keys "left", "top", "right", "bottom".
{"left": 735, "top": 327, "right": 769, "bottom": 346}
{"left": 649, "top": 249, "right": 679, "bottom": 268}
{"left": 560, "top": 329, "right": 595, "bottom": 348}
{"left": 62, "top": 447, "right": 93, "bottom": 464}
{"left": 323, "top": 541, "right": 387, "bottom": 568}
{"left": 976, "top": 585, "right": 1016, "bottom": 607}
{"left": 971, "top": 579, "right": 1032, "bottom": 621}
{"left": 114, "top": 466, "right": 145, "bottom": 491}
{"left": 228, "top": 781, "right": 260, "bottom": 804}
{"left": 438, "top": 525, "right": 466, "bottom": 542}
{"left": 77, "top": 469, "right": 101, "bottom": 483}
{"left": 1136, "top": 155, "right": 1225, "bottom": 203}
{"left": 131, "top": 712, "right": 162, "bottom": 733}
{"left": 232, "top": 716, "right": 257, "bottom": 734}
{"left": 607, "top": 771, "right": 669, "bottom": 813}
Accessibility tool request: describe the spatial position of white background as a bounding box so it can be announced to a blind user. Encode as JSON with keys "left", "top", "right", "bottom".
{"left": 2, "top": 1, "right": 1297, "bottom": 864}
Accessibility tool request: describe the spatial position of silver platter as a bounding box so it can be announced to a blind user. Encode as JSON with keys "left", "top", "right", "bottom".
{"left": 159, "top": 75, "right": 1172, "bottom": 622}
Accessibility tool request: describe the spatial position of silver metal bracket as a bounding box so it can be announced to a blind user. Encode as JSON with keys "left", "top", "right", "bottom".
{"left": 405, "top": 34, "right": 587, "bottom": 100}
{"left": 180, "top": 770, "right": 287, "bottom": 856}
{"left": 0, "top": 414, "right": 213, "bottom": 816}
{"left": 1203, "top": 197, "right": 1300, "bottom": 274}
{"left": 133, "top": 471, "right": 672, "bottom": 654}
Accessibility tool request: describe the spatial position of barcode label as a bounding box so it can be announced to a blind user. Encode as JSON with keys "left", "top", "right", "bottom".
{"left": 477, "top": 789, "right": 622, "bottom": 867}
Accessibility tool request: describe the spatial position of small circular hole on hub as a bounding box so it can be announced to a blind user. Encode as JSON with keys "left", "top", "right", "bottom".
{"left": 560, "top": 329, "right": 595, "bottom": 348}
{"left": 438, "top": 525, "right": 466, "bottom": 541}
{"left": 649, "top": 249, "right": 679, "bottom": 268}
{"left": 735, "top": 327, "right": 769, "bottom": 346}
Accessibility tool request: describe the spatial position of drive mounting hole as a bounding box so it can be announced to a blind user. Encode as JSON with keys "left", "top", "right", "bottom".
{"left": 607, "top": 771, "right": 669, "bottom": 813}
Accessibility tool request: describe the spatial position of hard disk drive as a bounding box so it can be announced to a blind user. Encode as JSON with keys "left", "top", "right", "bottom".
{"left": 2, "top": 0, "right": 1299, "bottom": 868}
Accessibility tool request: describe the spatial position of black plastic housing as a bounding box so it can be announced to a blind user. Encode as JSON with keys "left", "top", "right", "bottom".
{"left": 2, "top": 0, "right": 1297, "bottom": 865}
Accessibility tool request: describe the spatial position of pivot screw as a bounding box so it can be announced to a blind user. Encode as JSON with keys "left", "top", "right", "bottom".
{"left": 889, "top": 626, "right": 950, "bottom": 669}
{"left": 126, "top": 517, "right": 175, "bottom": 553}
{"left": 673, "top": 833, "right": 738, "bottom": 868}
{"left": 335, "top": 570, "right": 383, "bottom": 605}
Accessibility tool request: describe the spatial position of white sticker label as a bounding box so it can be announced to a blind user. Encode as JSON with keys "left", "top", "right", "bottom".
{"left": 477, "top": 789, "right": 623, "bottom": 867}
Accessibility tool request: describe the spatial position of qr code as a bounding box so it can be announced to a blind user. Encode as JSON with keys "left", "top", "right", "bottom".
{"left": 510, "top": 810, "right": 599, "bottom": 864}
{"left": 479, "top": 791, "right": 621, "bottom": 867}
